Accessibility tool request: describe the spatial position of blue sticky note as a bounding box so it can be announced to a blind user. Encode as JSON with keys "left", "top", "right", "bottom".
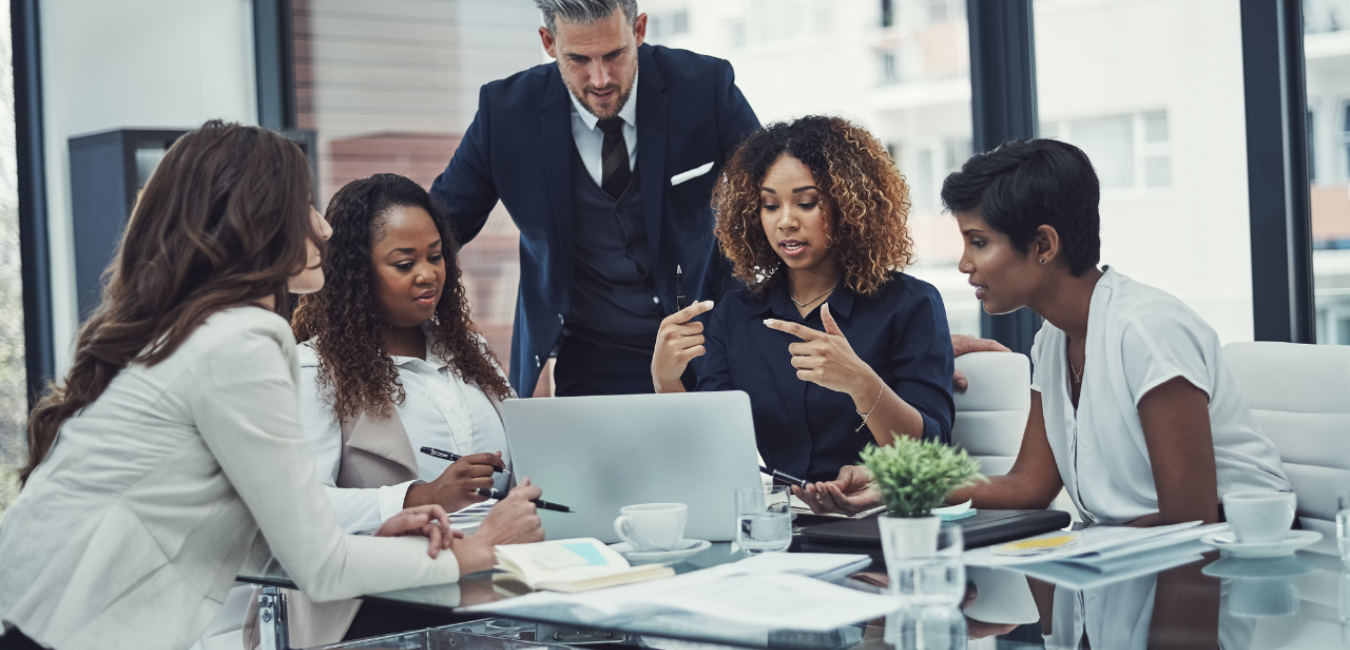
{"left": 562, "top": 542, "right": 610, "bottom": 566}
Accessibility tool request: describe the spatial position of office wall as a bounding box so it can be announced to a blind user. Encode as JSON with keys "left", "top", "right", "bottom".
{"left": 39, "top": 0, "right": 257, "bottom": 372}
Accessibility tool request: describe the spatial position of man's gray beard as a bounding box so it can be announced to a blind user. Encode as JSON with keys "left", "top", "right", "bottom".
{"left": 570, "top": 67, "right": 637, "bottom": 120}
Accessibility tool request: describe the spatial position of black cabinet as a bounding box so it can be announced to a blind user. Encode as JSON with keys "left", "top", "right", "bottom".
{"left": 68, "top": 127, "right": 316, "bottom": 321}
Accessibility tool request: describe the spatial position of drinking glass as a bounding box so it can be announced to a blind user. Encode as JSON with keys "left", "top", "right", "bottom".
{"left": 885, "top": 525, "right": 965, "bottom": 608}
{"left": 735, "top": 485, "right": 792, "bottom": 553}
{"left": 1338, "top": 491, "right": 1350, "bottom": 563}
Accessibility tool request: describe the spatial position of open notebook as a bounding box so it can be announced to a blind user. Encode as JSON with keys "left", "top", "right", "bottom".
{"left": 494, "top": 538, "right": 675, "bottom": 593}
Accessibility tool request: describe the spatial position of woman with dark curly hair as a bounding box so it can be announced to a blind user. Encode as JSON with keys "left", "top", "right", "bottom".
{"left": 293, "top": 173, "right": 517, "bottom": 531}
{"left": 651, "top": 115, "right": 956, "bottom": 484}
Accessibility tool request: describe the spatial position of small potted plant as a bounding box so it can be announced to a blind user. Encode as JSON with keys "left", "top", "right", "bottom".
{"left": 860, "top": 438, "right": 984, "bottom": 561}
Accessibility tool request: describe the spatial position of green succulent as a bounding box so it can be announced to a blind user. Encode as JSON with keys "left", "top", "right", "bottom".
{"left": 860, "top": 438, "right": 985, "bottom": 518}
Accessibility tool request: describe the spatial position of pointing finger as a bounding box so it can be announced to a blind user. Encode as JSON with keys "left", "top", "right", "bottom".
{"left": 763, "top": 318, "right": 824, "bottom": 341}
{"left": 820, "top": 303, "right": 844, "bottom": 337}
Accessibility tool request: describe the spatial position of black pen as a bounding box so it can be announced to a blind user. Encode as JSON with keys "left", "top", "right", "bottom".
{"left": 419, "top": 446, "right": 510, "bottom": 475}
{"left": 477, "top": 487, "right": 574, "bottom": 513}
{"left": 675, "top": 264, "right": 686, "bottom": 311}
{"left": 760, "top": 465, "right": 810, "bottom": 489}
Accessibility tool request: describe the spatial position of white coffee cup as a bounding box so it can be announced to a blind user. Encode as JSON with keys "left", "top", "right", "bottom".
{"left": 1224, "top": 491, "right": 1296, "bottom": 544}
{"left": 614, "top": 503, "right": 688, "bottom": 551}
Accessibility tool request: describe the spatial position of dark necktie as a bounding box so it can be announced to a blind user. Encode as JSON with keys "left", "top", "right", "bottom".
{"left": 598, "top": 117, "right": 632, "bottom": 199}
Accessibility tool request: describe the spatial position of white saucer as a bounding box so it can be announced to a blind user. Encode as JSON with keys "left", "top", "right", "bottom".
{"left": 610, "top": 539, "right": 712, "bottom": 565}
{"left": 1199, "top": 530, "right": 1322, "bottom": 559}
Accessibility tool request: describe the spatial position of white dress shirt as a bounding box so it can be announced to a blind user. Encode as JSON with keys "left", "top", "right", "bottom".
{"left": 1031, "top": 267, "right": 1291, "bottom": 524}
{"left": 0, "top": 308, "right": 461, "bottom": 650}
{"left": 569, "top": 71, "right": 639, "bottom": 186}
{"left": 299, "top": 326, "right": 512, "bottom": 534}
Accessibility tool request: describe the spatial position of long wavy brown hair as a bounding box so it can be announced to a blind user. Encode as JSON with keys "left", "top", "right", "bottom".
{"left": 713, "top": 115, "right": 915, "bottom": 296}
{"left": 22, "top": 121, "right": 320, "bottom": 484}
{"left": 292, "top": 174, "right": 512, "bottom": 422}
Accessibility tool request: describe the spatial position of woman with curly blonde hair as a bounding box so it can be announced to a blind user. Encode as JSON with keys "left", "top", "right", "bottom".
{"left": 652, "top": 116, "right": 956, "bottom": 484}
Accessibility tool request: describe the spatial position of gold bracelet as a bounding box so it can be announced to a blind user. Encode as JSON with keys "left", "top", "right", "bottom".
{"left": 855, "top": 384, "right": 884, "bottom": 433}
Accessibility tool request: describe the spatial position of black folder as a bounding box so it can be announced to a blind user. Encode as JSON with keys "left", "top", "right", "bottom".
{"left": 797, "top": 509, "right": 1071, "bottom": 559}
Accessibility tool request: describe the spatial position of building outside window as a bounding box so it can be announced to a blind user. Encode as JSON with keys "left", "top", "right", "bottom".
{"left": 1305, "top": 0, "right": 1350, "bottom": 344}
{"left": 0, "top": 4, "right": 22, "bottom": 518}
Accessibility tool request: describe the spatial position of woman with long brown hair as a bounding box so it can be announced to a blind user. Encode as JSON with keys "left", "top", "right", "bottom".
{"left": 652, "top": 116, "right": 955, "bottom": 484}
{"left": 0, "top": 122, "right": 542, "bottom": 650}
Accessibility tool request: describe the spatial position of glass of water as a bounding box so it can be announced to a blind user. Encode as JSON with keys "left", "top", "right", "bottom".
{"left": 1338, "top": 491, "right": 1350, "bottom": 563}
{"left": 884, "top": 524, "right": 965, "bottom": 608}
{"left": 736, "top": 485, "right": 792, "bottom": 553}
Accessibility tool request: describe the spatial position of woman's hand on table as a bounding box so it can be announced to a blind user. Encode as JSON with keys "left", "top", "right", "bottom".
{"left": 404, "top": 451, "right": 502, "bottom": 513}
{"left": 791, "top": 464, "right": 881, "bottom": 516}
{"left": 764, "top": 303, "right": 879, "bottom": 401}
{"left": 652, "top": 301, "right": 714, "bottom": 393}
{"left": 375, "top": 504, "right": 460, "bottom": 559}
{"left": 451, "top": 478, "right": 545, "bottom": 574}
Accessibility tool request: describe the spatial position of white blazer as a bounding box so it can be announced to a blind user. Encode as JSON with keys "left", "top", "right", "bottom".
{"left": 0, "top": 307, "right": 462, "bottom": 650}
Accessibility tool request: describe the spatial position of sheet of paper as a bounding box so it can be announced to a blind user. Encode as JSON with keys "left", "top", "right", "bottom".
{"left": 699, "top": 552, "right": 873, "bottom": 580}
{"left": 964, "top": 521, "right": 1204, "bottom": 566}
{"left": 469, "top": 572, "right": 900, "bottom": 632}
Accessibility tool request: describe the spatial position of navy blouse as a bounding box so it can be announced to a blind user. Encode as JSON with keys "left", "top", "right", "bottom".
{"left": 695, "top": 271, "right": 955, "bottom": 482}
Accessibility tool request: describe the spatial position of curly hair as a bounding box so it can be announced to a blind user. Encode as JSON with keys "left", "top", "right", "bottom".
{"left": 292, "top": 174, "right": 513, "bottom": 422}
{"left": 712, "top": 115, "right": 915, "bottom": 296}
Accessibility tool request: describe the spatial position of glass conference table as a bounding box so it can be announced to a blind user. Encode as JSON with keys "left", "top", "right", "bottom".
{"left": 240, "top": 522, "right": 1350, "bottom": 650}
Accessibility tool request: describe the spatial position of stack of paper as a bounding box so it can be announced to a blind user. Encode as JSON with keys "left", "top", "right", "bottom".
{"left": 963, "top": 521, "right": 1227, "bottom": 567}
{"left": 469, "top": 552, "right": 888, "bottom": 631}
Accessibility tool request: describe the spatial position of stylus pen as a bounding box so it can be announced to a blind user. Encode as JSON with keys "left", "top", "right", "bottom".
{"left": 476, "top": 487, "right": 574, "bottom": 513}
{"left": 675, "top": 264, "right": 686, "bottom": 311}
{"left": 419, "top": 446, "right": 510, "bottom": 475}
{"left": 760, "top": 465, "right": 810, "bottom": 489}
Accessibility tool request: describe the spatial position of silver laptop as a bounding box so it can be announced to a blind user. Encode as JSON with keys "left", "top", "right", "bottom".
{"left": 503, "top": 391, "right": 762, "bottom": 543}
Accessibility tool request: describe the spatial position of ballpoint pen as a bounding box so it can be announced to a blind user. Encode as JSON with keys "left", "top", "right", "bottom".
{"left": 476, "top": 488, "right": 575, "bottom": 513}
{"left": 419, "top": 446, "right": 510, "bottom": 475}
{"left": 759, "top": 465, "right": 810, "bottom": 489}
{"left": 675, "top": 264, "right": 685, "bottom": 311}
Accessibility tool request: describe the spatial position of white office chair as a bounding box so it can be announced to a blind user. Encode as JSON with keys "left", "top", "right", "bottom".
{"left": 1223, "top": 341, "right": 1350, "bottom": 537}
{"left": 951, "top": 351, "right": 1031, "bottom": 476}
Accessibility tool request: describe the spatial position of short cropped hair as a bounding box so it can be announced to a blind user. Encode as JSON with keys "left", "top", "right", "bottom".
{"left": 939, "top": 139, "right": 1101, "bottom": 276}
{"left": 535, "top": 0, "right": 638, "bottom": 33}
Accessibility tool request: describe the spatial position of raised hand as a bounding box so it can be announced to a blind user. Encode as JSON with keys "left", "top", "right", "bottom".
{"left": 404, "top": 451, "right": 503, "bottom": 513}
{"left": 651, "top": 300, "right": 714, "bottom": 393}
{"left": 764, "top": 303, "right": 878, "bottom": 398}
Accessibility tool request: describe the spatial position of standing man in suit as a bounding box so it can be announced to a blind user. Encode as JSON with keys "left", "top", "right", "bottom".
{"left": 429, "top": 0, "right": 760, "bottom": 397}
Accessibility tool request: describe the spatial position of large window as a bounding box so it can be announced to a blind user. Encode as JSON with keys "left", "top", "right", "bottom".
{"left": 644, "top": 0, "right": 979, "bottom": 335}
{"left": 1034, "top": 0, "right": 1254, "bottom": 344}
{"left": 1305, "top": 0, "right": 1350, "bottom": 344}
{"left": 0, "top": 4, "right": 22, "bottom": 517}
{"left": 292, "top": 0, "right": 542, "bottom": 370}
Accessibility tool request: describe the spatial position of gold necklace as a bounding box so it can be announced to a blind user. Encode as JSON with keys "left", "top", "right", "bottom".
{"left": 791, "top": 287, "right": 834, "bottom": 308}
{"left": 1070, "top": 360, "right": 1084, "bottom": 384}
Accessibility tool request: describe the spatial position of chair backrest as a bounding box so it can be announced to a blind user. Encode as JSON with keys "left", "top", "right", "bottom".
{"left": 1223, "top": 342, "right": 1350, "bottom": 533}
{"left": 951, "top": 352, "right": 1031, "bottom": 476}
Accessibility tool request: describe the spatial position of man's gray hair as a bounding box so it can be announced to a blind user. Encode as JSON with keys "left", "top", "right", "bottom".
{"left": 535, "top": 0, "right": 639, "bottom": 33}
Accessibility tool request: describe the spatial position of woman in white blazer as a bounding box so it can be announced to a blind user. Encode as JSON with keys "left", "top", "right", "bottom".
{"left": 0, "top": 122, "right": 544, "bottom": 650}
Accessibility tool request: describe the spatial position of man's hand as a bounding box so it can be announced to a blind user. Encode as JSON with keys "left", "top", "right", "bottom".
{"left": 451, "top": 478, "right": 546, "bottom": 574}
{"left": 950, "top": 334, "right": 1011, "bottom": 393}
{"left": 375, "top": 504, "right": 460, "bottom": 559}
{"left": 765, "top": 303, "right": 879, "bottom": 400}
{"left": 791, "top": 464, "right": 881, "bottom": 516}
{"left": 652, "top": 301, "right": 714, "bottom": 393}
{"left": 405, "top": 451, "right": 503, "bottom": 513}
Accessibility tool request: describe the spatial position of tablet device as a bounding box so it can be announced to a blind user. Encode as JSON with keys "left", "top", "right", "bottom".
{"left": 503, "top": 391, "right": 762, "bottom": 543}
{"left": 798, "top": 509, "right": 1072, "bottom": 551}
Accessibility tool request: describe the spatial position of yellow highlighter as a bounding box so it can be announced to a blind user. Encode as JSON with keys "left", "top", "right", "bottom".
{"left": 993, "top": 532, "right": 1080, "bottom": 557}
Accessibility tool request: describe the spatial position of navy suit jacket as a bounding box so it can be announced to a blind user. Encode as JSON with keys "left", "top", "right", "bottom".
{"left": 430, "top": 44, "right": 761, "bottom": 395}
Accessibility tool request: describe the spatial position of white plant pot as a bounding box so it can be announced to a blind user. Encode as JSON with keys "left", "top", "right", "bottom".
{"left": 878, "top": 515, "right": 942, "bottom": 560}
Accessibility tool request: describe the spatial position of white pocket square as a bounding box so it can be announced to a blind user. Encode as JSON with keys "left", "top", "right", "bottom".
{"left": 670, "top": 162, "right": 714, "bottom": 186}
